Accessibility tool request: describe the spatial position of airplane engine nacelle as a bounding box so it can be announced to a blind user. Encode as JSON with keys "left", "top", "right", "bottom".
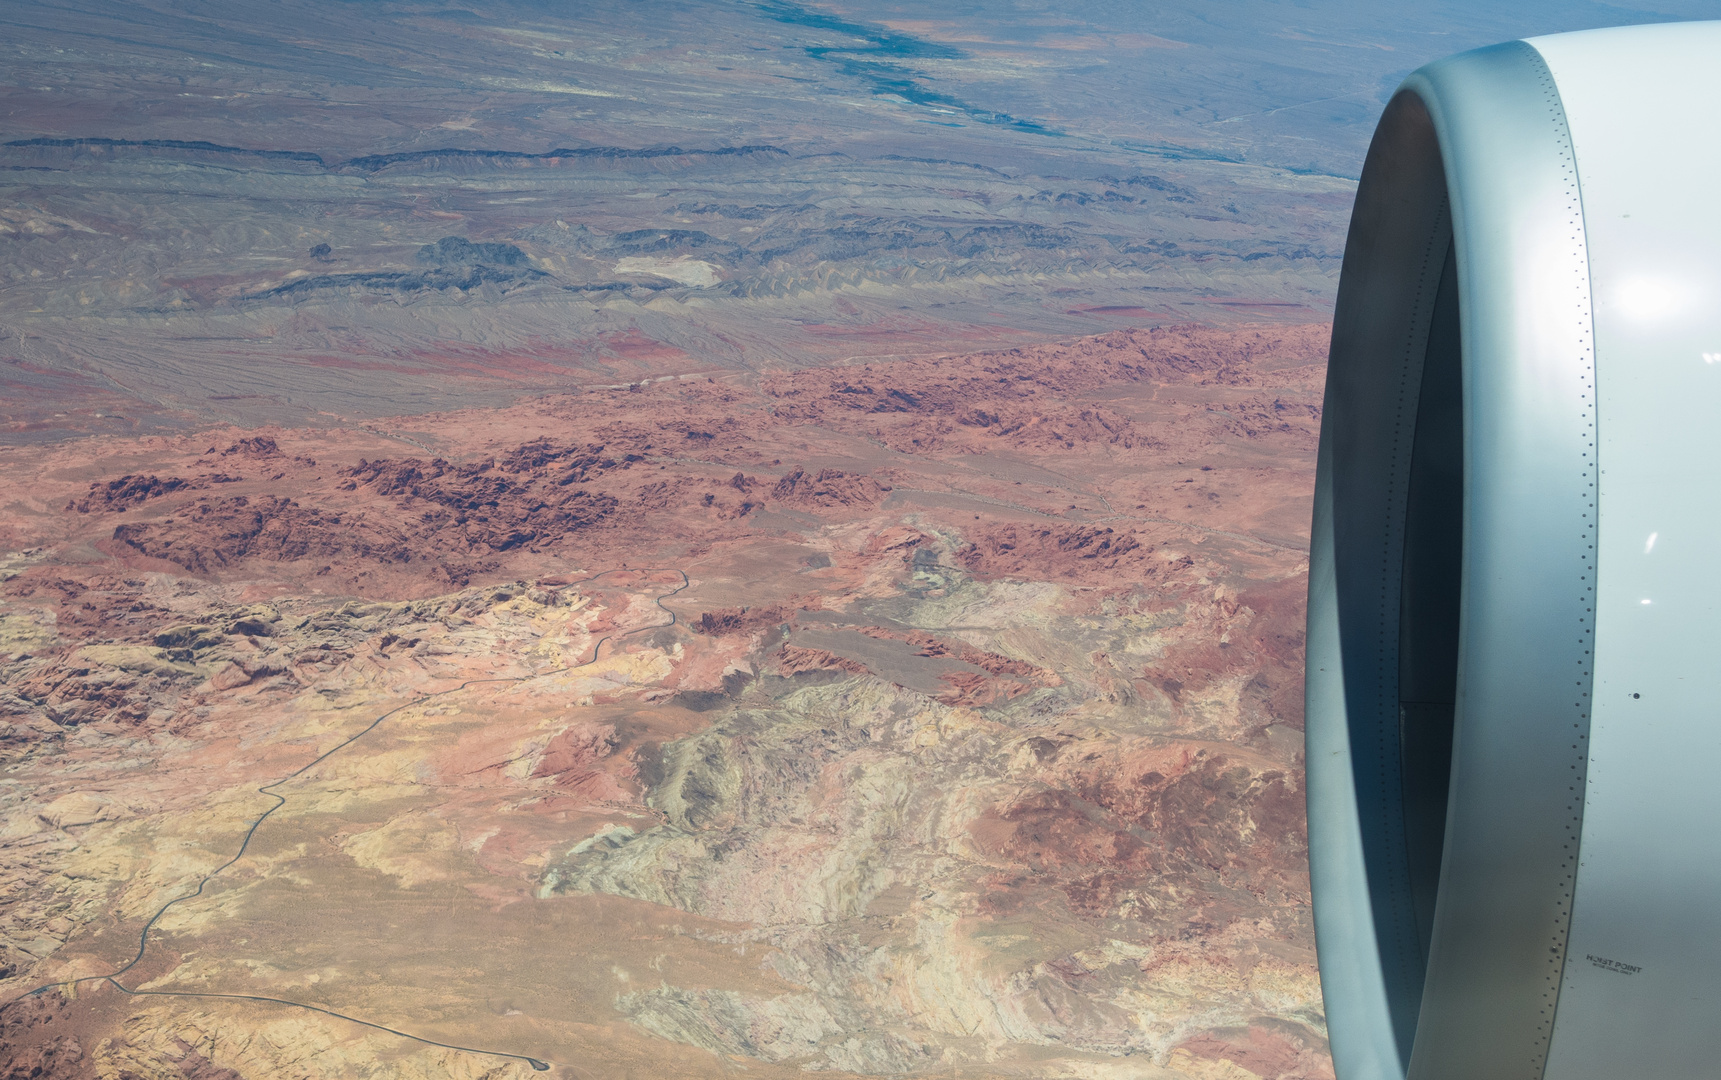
{"left": 1306, "top": 22, "right": 1721, "bottom": 1080}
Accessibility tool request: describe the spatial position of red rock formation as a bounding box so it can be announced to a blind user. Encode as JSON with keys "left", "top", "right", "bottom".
{"left": 692, "top": 606, "right": 790, "bottom": 636}
{"left": 67, "top": 472, "right": 244, "bottom": 513}
{"left": 0, "top": 323, "right": 1330, "bottom": 1078}
{"left": 113, "top": 496, "right": 414, "bottom": 571}
{"left": 776, "top": 645, "right": 868, "bottom": 677}
{"left": 957, "top": 524, "right": 1166, "bottom": 582}
{"left": 768, "top": 466, "right": 889, "bottom": 510}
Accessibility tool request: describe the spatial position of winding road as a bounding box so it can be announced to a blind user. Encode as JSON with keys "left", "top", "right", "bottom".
{"left": 13, "top": 567, "right": 692, "bottom": 1075}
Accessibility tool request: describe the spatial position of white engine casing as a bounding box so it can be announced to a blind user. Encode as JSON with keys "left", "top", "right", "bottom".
{"left": 1306, "top": 21, "right": 1721, "bottom": 1080}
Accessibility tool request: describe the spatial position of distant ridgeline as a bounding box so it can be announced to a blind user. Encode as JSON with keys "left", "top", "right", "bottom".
{"left": 0, "top": 137, "right": 790, "bottom": 174}
{"left": 342, "top": 144, "right": 790, "bottom": 173}
{"left": 0, "top": 127, "right": 1340, "bottom": 361}
{"left": 260, "top": 237, "right": 547, "bottom": 300}
{"left": 416, "top": 237, "right": 531, "bottom": 268}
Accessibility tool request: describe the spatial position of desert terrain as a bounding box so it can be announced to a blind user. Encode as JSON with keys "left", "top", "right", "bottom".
{"left": 3, "top": 0, "right": 1680, "bottom": 1076}
{"left": 1, "top": 323, "right": 1330, "bottom": 1078}
{"left": 0, "top": 0, "right": 1391, "bottom": 441}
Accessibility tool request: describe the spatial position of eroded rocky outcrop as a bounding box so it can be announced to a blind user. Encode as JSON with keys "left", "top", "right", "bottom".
{"left": 0, "top": 324, "right": 1328, "bottom": 1079}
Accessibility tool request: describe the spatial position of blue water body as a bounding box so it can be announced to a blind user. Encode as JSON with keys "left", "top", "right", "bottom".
{"left": 755, "top": 0, "right": 1066, "bottom": 135}
{"left": 756, "top": 0, "right": 1721, "bottom": 176}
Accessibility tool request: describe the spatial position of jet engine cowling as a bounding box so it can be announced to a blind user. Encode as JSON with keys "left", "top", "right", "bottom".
{"left": 1306, "top": 21, "right": 1721, "bottom": 1080}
